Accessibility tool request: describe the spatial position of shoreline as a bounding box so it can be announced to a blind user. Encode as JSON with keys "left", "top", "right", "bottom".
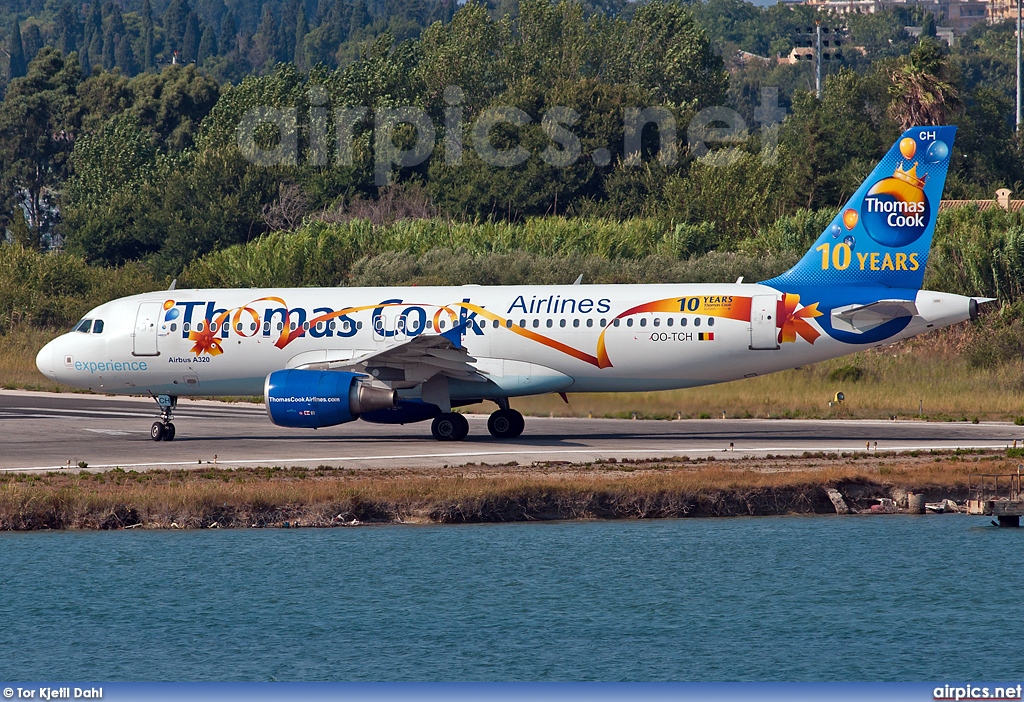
{"left": 1, "top": 450, "right": 1013, "bottom": 530}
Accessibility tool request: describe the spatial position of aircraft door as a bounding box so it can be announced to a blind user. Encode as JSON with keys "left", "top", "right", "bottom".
{"left": 133, "top": 302, "right": 162, "bottom": 356}
{"left": 749, "top": 295, "right": 780, "bottom": 350}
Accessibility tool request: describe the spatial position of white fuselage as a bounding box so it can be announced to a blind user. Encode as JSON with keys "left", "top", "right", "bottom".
{"left": 36, "top": 283, "right": 975, "bottom": 402}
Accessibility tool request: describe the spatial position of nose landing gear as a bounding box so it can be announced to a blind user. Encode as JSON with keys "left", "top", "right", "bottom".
{"left": 150, "top": 394, "right": 177, "bottom": 442}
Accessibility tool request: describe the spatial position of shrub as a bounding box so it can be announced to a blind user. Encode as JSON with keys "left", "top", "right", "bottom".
{"left": 828, "top": 365, "right": 864, "bottom": 383}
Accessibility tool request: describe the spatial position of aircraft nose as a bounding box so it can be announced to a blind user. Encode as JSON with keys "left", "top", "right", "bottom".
{"left": 36, "top": 339, "right": 56, "bottom": 380}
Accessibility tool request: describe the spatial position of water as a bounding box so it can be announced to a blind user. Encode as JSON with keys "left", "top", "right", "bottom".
{"left": 1, "top": 515, "right": 1020, "bottom": 681}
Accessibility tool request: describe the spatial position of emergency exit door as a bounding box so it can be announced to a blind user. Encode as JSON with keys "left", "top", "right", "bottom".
{"left": 749, "top": 295, "right": 780, "bottom": 350}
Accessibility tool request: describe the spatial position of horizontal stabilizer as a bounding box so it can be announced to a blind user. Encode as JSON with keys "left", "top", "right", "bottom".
{"left": 830, "top": 299, "right": 919, "bottom": 334}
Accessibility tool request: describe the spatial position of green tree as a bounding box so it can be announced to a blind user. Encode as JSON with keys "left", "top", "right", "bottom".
{"left": 780, "top": 69, "right": 889, "bottom": 210}
{"left": 198, "top": 25, "right": 218, "bottom": 64}
{"left": 182, "top": 12, "right": 201, "bottom": 63}
{"left": 22, "top": 24, "right": 43, "bottom": 64}
{"left": 293, "top": 2, "right": 308, "bottom": 68}
{"left": 250, "top": 4, "right": 280, "bottom": 73}
{"left": 54, "top": 1, "right": 81, "bottom": 56}
{"left": 7, "top": 17, "right": 27, "bottom": 80}
{"left": 163, "top": 0, "right": 191, "bottom": 58}
{"left": 0, "top": 49, "right": 83, "bottom": 248}
{"left": 124, "top": 64, "right": 220, "bottom": 151}
{"left": 887, "top": 39, "right": 960, "bottom": 130}
{"left": 141, "top": 0, "right": 155, "bottom": 70}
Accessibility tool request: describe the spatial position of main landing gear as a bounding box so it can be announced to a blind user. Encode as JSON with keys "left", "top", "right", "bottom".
{"left": 487, "top": 408, "right": 525, "bottom": 439}
{"left": 431, "top": 413, "right": 469, "bottom": 441}
{"left": 429, "top": 405, "right": 526, "bottom": 442}
{"left": 150, "top": 394, "right": 177, "bottom": 442}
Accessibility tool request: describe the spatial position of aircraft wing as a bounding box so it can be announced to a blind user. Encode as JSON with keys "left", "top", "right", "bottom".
{"left": 293, "top": 330, "right": 486, "bottom": 388}
{"left": 830, "top": 299, "right": 919, "bottom": 334}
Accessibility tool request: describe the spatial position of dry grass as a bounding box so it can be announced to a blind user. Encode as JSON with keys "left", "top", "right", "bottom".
{"left": 471, "top": 328, "right": 1024, "bottom": 421}
{"left": 0, "top": 327, "right": 69, "bottom": 391}
{"left": 1, "top": 450, "right": 1017, "bottom": 530}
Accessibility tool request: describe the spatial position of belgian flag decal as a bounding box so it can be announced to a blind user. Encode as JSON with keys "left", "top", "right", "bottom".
{"left": 698, "top": 332, "right": 715, "bottom": 341}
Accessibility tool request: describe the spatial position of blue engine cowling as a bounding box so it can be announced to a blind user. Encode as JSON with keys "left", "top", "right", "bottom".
{"left": 264, "top": 369, "right": 397, "bottom": 429}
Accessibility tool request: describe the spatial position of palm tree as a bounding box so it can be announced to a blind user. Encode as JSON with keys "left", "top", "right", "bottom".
{"left": 887, "top": 40, "right": 960, "bottom": 130}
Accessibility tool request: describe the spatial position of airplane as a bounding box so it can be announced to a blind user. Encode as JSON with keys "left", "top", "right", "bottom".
{"left": 36, "top": 126, "right": 986, "bottom": 443}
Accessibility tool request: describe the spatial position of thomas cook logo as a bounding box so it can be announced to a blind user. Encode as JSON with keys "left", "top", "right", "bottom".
{"left": 860, "top": 159, "right": 930, "bottom": 248}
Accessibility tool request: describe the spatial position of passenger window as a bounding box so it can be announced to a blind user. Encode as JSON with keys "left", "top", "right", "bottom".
{"left": 667, "top": 318, "right": 673, "bottom": 327}
{"left": 639, "top": 319, "right": 646, "bottom": 327}
{"left": 493, "top": 319, "right": 499, "bottom": 329}
{"left": 236, "top": 323, "right": 243, "bottom": 332}
{"left": 75, "top": 319, "right": 92, "bottom": 333}
{"left": 439, "top": 320, "right": 446, "bottom": 329}
{"left": 546, "top": 319, "right": 553, "bottom": 328}
{"left": 277, "top": 322, "right": 284, "bottom": 331}
{"left": 708, "top": 318, "right": 715, "bottom": 327}
{"left": 519, "top": 319, "right": 525, "bottom": 327}
{"left": 612, "top": 319, "right": 620, "bottom": 327}
{"left": 197, "top": 322, "right": 205, "bottom": 332}
{"left": 92, "top": 320, "right": 104, "bottom": 334}
{"left": 573, "top": 319, "right": 579, "bottom": 328}
{"left": 505, "top": 319, "right": 512, "bottom": 328}
{"left": 532, "top": 319, "right": 539, "bottom": 328}
{"left": 694, "top": 318, "right": 701, "bottom": 327}
{"left": 680, "top": 318, "right": 688, "bottom": 327}
{"left": 626, "top": 319, "right": 633, "bottom": 327}
{"left": 427, "top": 320, "right": 433, "bottom": 329}
{"left": 586, "top": 319, "right": 593, "bottom": 327}
{"left": 250, "top": 322, "right": 257, "bottom": 331}
{"left": 653, "top": 318, "right": 660, "bottom": 327}
{"left": 302, "top": 321, "right": 310, "bottom": 331}
{"left": 357, "top": 321, "right": 363, "bottom": 329}
{"left": 290, "top": 322, "right": 297, "bottom": 331}
{"left": 600, "top": 318, "right": 607, "bottom": 326}
{"left": 183, "top": 322, "right": 191, "bottom": 333}
{"left": 329, "top": 321, "right": 336, "bottom": 331}
{"left": 559, "top": 319, "right": 566, "bottom": 328}
{"left": 170, "top": 323, "right": 177, "bottom": 332}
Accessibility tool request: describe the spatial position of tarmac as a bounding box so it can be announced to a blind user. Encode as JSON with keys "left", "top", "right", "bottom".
{"left": 1, "top": 389, "right": 1021, "bottom": 472}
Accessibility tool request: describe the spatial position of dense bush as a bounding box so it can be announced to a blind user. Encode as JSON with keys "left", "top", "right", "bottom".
{"left": 0, "top": 245, "right": 157, "bottom": 333}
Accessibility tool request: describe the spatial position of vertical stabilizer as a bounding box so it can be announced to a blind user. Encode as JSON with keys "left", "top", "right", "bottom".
{"left": 762, "top": 126, "right": 956, "bottom": 291}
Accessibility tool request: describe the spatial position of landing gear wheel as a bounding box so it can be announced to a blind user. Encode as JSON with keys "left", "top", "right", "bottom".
{"left": 150, "top": 395, "right": 178, "bottom": 441}
{"left": 432, "top": 412, "right": 470, "bottom": 441}
{"left": 487, "top": 409, "right": 525, "bottom": 439}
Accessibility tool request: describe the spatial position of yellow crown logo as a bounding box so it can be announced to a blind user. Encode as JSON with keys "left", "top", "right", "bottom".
{"left": 893, "top": 161, "right": 926, "bottom": 189}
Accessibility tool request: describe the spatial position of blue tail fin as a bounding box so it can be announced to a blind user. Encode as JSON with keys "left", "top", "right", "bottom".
{"left": 762, "top": 126, "right": 956, "bottom": 291}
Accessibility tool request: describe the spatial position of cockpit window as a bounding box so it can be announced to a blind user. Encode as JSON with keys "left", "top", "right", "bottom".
{"left": 74, "top": 319, "right": 93, "bottom": 333}
{"left": 92, "top": 320, "right": 104, "bottom": 334}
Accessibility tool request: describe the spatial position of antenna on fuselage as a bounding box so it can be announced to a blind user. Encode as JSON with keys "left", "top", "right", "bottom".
{"left": 572, "top": 274, "right": 583, "bottom": 285}
{"left": 168, "top": 278, "right": 177, "bottom": 290}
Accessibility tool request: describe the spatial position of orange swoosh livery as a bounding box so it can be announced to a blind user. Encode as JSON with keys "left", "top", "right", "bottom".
{"left": 188, "top": 294, "right": 823, "bottom": 366}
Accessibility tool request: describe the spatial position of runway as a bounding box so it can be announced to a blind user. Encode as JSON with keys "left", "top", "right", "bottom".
{"left": 1, "top": 389, "right": 1021, "bottom": 472}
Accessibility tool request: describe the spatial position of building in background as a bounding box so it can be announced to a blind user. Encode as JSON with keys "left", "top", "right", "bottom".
{"left": 803, "top": 0, "right": 1018, "bottom": 34}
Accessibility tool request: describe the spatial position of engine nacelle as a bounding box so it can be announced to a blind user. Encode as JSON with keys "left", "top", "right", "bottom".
{"left": 264, "top": 369, "right": 397, "bottom": 429}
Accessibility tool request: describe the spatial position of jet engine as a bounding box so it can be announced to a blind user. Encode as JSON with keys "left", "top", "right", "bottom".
{"left": 264, "top": 369, "right": 397, "bottom": 429}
